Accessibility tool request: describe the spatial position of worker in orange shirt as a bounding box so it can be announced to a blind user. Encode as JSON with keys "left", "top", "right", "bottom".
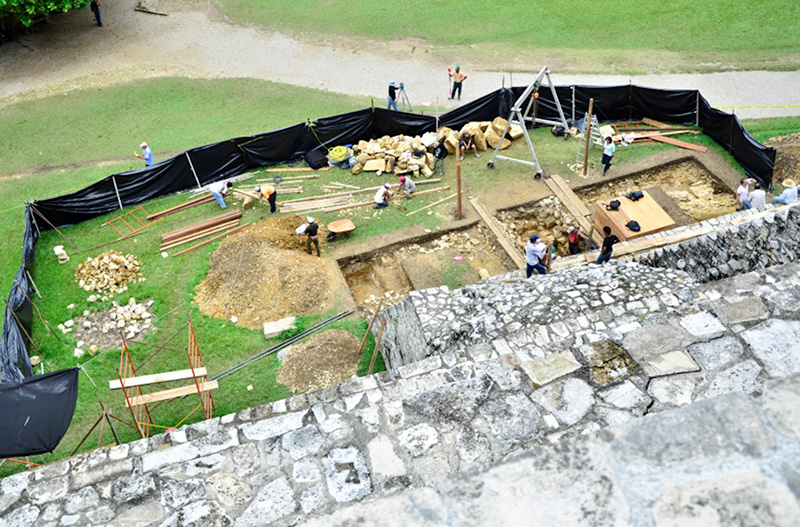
{"left": 262, "top": 185, "right": 277, "bottom": 213}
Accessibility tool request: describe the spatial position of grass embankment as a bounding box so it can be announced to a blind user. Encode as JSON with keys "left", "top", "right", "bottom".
{"left": 214, "top": 0, "right": 800, "bottom": 73}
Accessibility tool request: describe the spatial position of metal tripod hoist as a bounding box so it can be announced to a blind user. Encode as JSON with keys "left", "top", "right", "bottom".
{"left": 487, "top": 65, "right": 570, "bottom": 178}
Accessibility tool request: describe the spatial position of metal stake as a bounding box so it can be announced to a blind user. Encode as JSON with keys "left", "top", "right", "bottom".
{"left": 185, "top": 152, "right": 202, "bottom": 189}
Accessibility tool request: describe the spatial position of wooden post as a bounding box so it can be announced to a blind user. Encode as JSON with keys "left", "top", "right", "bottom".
{"left": 456, "top": 145, "right": 463, "bottom": 219}
{"left": 356, "top": 299, "right": 384, "bottom": 357}
{"left": 13, "top": 279, "right": 63, "bottom": 344}
{"left": 368, "top": 319, "right": 387, "bottom": 376}
{"left": 582, "top": 98, "right": 595, "bottom": 176}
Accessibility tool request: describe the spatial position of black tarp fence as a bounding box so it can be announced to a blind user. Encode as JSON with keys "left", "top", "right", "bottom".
{"left": 0, "top": 84, "right": 775, "bottom": 383}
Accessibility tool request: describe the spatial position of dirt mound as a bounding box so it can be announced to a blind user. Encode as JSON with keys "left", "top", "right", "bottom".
{"left": 764, "top": 133, "right": 800, "bottom": 185}
{"left": 194, "top": 217, "right": 339, "bottom": 330}
{"left": 277, "top": 330, "right": 362, "bottom": 393}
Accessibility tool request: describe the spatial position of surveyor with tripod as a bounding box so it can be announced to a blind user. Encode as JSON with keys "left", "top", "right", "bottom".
{"left": 387, "top": 81, "right": 399, "bottom": 111}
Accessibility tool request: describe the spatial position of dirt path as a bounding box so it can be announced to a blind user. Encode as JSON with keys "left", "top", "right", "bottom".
{"left": 1, "top": 0, "right": 799, "bottom": 119}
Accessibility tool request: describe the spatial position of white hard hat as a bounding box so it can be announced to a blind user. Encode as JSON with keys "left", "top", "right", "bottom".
{"left": 140, "top": 142, "right": 148, "bottom": 148}
{"left": 384, "top": 183, "right": 391, "bottom": 188}
{"left": 307, "top": 216, "right": 314, "bottom": 223}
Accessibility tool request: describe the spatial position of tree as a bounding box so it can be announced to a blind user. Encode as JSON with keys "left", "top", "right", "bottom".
{"left": 0, "top": 0, "right": 92, "bottom": 27}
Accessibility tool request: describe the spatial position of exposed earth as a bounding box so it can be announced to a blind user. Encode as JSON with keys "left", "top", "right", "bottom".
{"left": 765, "top": 133, "right": 800, "bottom": 185}
{"left": 277, "top": 329, "right": 362, "bottom": 394}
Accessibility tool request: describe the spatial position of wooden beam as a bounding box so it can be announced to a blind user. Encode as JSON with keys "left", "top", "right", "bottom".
{"left": 125, "top": 380, "right": 218, "bottom": 407}
{"left": 262, "top": 167, "right": 330, "bottom": 173}
{"left": 468, "top": 197, "right": 526, "bottom": 269}
{"left": 368, "top": 319, "right": 387, "bottom": 376}
{"left": 172, "top": 225, "right": 247, "bottom": 257}
{"left": 642, "top": 117, "right": 670, "bottom": 129}
{"left": 160, "top": 220, "right": 240, "bottom": 250}
{"left": 543, "top": 175, "right": 602, "bottom": 246}
{"left": 161, "top": 211, "right": 241, "bottom": 242}
{"left": 322, "top": 186, "right": 450, "bottom": 213}
{"left": 331, "top": 181, "right": 360, "bottom": 190}
{"left": 651, "top": 135, "right": 708, "bottom": 152}
{"left": 256, "top": 175, "right": 320, "bottom": 182}
{"left": 277, "top": 179, "right": 443, "bottom": 205}
{"left": 110, "top": 368, "right": 208, "bottom": 390}
{"left": 406, "top": 193, "right": 457, "bottom": 216}
{"left": 146, "top": 195, "right": 214, "bottom": 220}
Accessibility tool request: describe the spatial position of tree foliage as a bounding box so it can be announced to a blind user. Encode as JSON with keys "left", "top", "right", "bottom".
{"left": 0, "top": 0, "right": 92, "bottom": 27}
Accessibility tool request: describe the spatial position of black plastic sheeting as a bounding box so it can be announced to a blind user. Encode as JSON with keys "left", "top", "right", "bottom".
{"left": 0, "top": 84, "right": 775, "bottom": 383}
{"left": 0, "top": 368, "right": 79, "bottom": 458}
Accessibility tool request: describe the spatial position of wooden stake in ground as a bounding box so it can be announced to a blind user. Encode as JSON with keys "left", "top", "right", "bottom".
{"left": 2, "top": 298, "right": 38, "bottom": 351}
{"left": 456, "top": 144, "right": 463, "bottom": 219}
{"left": 368, "top": 319, "right": 387, "bottom": 376}
{"left": 13, "top": 279, "right": 62, "bottom": 344}
{"left": 582, "top": 98, "right": 594, "bottom": 176}
{"left": 356, "top": 299, "right": 384, "bottom": 357}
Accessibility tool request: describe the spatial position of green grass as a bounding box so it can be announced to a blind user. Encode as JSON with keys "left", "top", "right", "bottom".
{"left": 0, "top": 77, "right": 371, "bottom": 177}
{"left": 740, "top": 116, "right": 800, "bottom": 143}
{"left": 213, "top": 0, "right": 800, "bottom": 73}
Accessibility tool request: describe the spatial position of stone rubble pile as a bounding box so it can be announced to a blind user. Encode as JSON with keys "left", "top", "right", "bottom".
{"left": 74, "top": 250, "right": 144, "bottom": 296}
{"left": 349, "top": 117, "right": 525, "bottom": 176}
{"left": 64, "top": 298, "right": 155, "bottom": 357}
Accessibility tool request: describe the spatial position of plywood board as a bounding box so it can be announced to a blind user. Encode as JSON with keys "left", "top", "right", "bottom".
{"left": 594, "top": 190, "right": 676, "bottom": 242}
{"left": 125, "top": 380, "right": 219, "bottom": 407}
{"left": 110, "top": 368, "right": 207, "bottom": 390}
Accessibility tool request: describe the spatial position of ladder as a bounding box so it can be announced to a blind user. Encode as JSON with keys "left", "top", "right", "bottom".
{"left": 574, "top": 114, "right": 603, "bottom": 168}
{"left": 103, "top": 206, "right": 162, "bottom": 239}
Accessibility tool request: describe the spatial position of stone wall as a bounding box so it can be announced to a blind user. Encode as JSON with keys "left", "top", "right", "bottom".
{"left": 5, "top": 261, "right": 800, "bottom": 526}
{"left": 642, "top": 203, "right": 800, "bottom": 282}
{"left": 373, "top": 295, "right": 430, "bottom": 372}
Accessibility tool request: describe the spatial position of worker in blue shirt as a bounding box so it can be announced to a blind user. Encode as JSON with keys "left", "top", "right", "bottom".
{"left": 136, "top": 142, "right": 154, "bottom": 166}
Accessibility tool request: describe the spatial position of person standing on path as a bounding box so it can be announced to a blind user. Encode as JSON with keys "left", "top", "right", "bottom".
{"left": 525, "top": 234, "right": 549, "bottom": 277}
{"left": 596, "top": 226, "right": 619, "bottom": 265}
{"left": 450, "top": 66, "right": 467, "bottom": 101}
{"left": 772, "top": 179, "right": 798, "bottom": 206}
{"left": 601, "top": 136, "right": 615, "bottom": 176}
{"left": 90, "top": 0, "right": 103, "bottom": 27}
{"left": 136, "top": 142, "right": 154, "bottom": 166}
{"left": 305, "top": 216, "right": 320, "bottom": 257}
{"left": 209, "top": 181, "right": 231, "bottom": 208}
{"left": 387, "top": 81, "right": 399, "bottom": 111}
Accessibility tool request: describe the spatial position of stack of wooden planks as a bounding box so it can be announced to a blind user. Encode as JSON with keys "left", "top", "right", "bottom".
{"left": 146, "top": 194, "right": 215, "bottom": 221}
{"left": 609, "top": 118, "right": 707, "bottom": 152}
{"left": 277, "top": 178, "right": 444, "bottom": 213}
{"left": 160, "top": 211, "right": 242, "bottom": 251}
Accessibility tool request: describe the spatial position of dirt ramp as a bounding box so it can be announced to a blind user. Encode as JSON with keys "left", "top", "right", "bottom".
{"left": 195, "top": 218, "right": 347, "bottom": 330}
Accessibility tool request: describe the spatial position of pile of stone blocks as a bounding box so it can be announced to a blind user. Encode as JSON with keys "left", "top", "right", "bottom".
{"left": 350, "top": 117, "right": 526, "bottom": 177}
{"left": 74, "top": 250, "right": 144, "bottom": 295}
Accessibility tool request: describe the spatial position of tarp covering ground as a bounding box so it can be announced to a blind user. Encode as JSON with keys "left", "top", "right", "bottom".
{"left": 0, "top": 84, "right": 775, "bottom": 383}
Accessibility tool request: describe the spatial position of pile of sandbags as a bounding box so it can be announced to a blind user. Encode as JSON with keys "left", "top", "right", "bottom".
{"left": 75, "top": 250, "right": 145, "bottom": 295}
{"left": 349, "top": 117, "right": 528, "bottom": 176}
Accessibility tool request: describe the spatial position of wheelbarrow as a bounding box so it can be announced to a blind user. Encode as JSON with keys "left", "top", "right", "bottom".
{"left": 326, "top": 219, "right": 356, "bottom": 242}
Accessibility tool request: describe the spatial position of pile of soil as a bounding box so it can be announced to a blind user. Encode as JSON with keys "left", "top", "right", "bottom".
{"left": 577, "top": 160, "right": 734, "bottom": 222}
{"left": 277, "top": 329, "right": 362, "bottom": 393}
{"left": 194, "top": 217, "right": 341, "bottom": 330}
{"left": 764, "top": 133, "right": 800, "bottom": 185}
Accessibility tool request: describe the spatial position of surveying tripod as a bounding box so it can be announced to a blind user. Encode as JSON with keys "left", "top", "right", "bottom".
{"left": 398, "top": 83, "right": 413, "bottom": 112}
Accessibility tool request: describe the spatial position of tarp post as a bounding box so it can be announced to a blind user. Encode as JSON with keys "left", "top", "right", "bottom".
{"left": 111, "top": 176, "right": 123, "bottom": 210}
{"left": 571, "top": 86, "right": 576, "bottom": 123}
{"left": 696, "top": 92, "right": 700, "bottom": 127}
{"left": 628, "top": 81, "right": 633, "bottom": 121}
{"left": 185, "top": 152, "right": 202, "bottom": 189}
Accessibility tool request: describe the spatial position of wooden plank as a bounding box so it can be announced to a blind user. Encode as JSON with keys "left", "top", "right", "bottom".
{"left": 548, "top": 175, "right": 592, "bottom": 218}
{"left": 593, "top": 191, "right": 676, "bottom": 242}
{"left": 109, "top": 368, "right": 208, "bottom": 390}
{"left": 160, "top": 220, "right": 240, "bottom": 250}
{"left": 125, "top": 380, "right": 219, "bottom": 407}
{"left": 146, "top": 195, "right": 214, "bottom": 220}
{"left": 651, "top": 135, "right": 708, "bottom": 152}
{"left": 543, "top": 176, "right": 602, "bottom": 246}
{"left": 161, "top": 211, "right": 242, "bottom": 242}
{"left": 642, "top": 117, "right": 670, "bottom": 129}
{"left": 278, "top": 179, "right": 443, "bottom": 205}
{"left": 468, "top": 197, "right": 526, "bottom": 269}
{"left": 262, "top": 167, "right": 330, "bottom": 173}
{"left": 331, "top": 181, "right": 360, "bottom": 190}
{"left": 172, "top": 225, "right": 248, "bottom": 257}
{"left": 406, "top": 193, "right": 457, "bottom": 216}
{"left": 256, "top": 175, "right": 320, "bottom": 182}
{"left": 322, "top": 186, "right": 450, "bottom": 213}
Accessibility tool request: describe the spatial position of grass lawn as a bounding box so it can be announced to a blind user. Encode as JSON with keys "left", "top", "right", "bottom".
{"left": 213, "top": 0, "right": 800, "bottom": 73}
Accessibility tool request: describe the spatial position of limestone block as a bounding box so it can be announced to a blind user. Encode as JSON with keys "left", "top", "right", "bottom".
{"left": 700, "top": 360, "right": 763, "bottom": 400}
{"left": 281, "top": 425, "right": 326, "bottom": 460}
{"left": 261, "top": 316, "right": 297, "bottom": 340}
{"left": 714, "top": 296, "right": 770, "bottom": 325}
{"left": 235, "top": 476, "right": 296, "bottom": 527}
{"left": 63, "top": 486, "right": 99, "bottom": 514}
{"left": 648, "top": 376, "right": 697, "bottom": 407}
{"left": 508, "top": 124, "right": 525, "bottom": 140}
{"left": 178, "top": 500, "right": 232, "bottom": 527}
{"left": 762, "top": 374, "right": 800, "bottom": 440}
{"left": 478, "top": 392, "right": 542, "bottom": 447}
{"left": 456, "top": 427, "right": 494, "bottom": 471}
{"left": 2, "top": 504, "right": 39, "bottom": 527}
{"left": 239, "top": 410, "right": 305, "bottom": 441}
{"left": 531, "top": 378, "right": 595, "bottom": 426}
{"left": 688, "top": 336, "right": 744, "bottom": 372}
{"left": 363, "top": 158, "right": 386, "bottom": 172}
{"left": 679, "top": 311, "right": 727, "bottom": 341}
{"left": 159, "top": 478, "right": 206, "bottom": 509}
{"left": 640, "top": 350, "right": 701, "bottom": 378}
{"left": 444, "top": 132, "right": 459, "bottom": 154}
{"left": 301, "top": 485, "right": 325, "bottom": 514}
{"left": 485, "top": 128, "right": 511, "bottom": 150}
{"left": 403, "top": 376, "right": 492, "bottom": 430}
{"left": 599, "top": 380, "right": 651, "bottom": 410}
{"left": 351, "top": 163, "right": 364, "bottom": 175}
{"left": 473, "top": 128, "right": 488, "bottom": 151}
{"left": 112, "top": 471, "right": 156, "bottom": 504}
{"left": 741, "top": 319, "right": 800, "bottom": 377}
{"left": 293, "top": 458, "right": 322, "bottom": 483}
{"left": 520, "top": 351, "right": 581, "bottom": 387}
{"left": 206, "top": 473, "right": 251, "bottom": 509}
{"left": 27, "top": 475, "right": 68, "bottom": 505}
{"left": 367, "top": 435, "right": 406, "bottom": 477}
{"left": 322, "top": 447, "right": 372, "bottom": 503}
{"left": 491, "top": 117, "right": 508, "bottom": 136}
{"left": 398, "top": 424, "right": 440, "bottom": 457}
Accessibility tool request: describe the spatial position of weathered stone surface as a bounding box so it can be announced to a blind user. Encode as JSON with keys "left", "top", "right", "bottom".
{"left": 701, "top": 360, "right": 763, "bottom": 400}
{"left": 762, "top": 375, "right": 800, "bottom": 440}
{"left": 281, "top": 425, "right": 326, "bottom": 460}
{"left": 599, "top": 381, "right": 651, "bottom": 410}
{"left": 532, "top": 378, "right": 595, "bottom": 426}
{"left": 398, "top": 424, "right": 440, "bottom": 458}
{"left": 478, "top": 392, "right": 542, "bottom": 446}
{"left": 714, "top": 296, "right": 770, "bottom": 325}
{"left": 605, "top": 395, "right": 775, "bottom": 469}
{"left": 159, "top": 478, "right": 206, "bottom": 509}
{"left": 640, "top": 350, "right": 700, "bottom": 377}
{"left": 27, "top": 475, "right": 68, "bottom": 505}
{"left": 403, "top": 376, "right": 492, "bottom": 428}
{"left": 2, "top": 504, "right": 39, "bottom": 527}
{"left": 742, "top": 319, "right": 800, "bottom": 377}
{"left": 652, "top": 471, "right": 800, "bottom": 527}
{"left": 293, "top": 458, "right": 321, "bottom": 483}
{"left": 175, "top": 500, "right": 232, "bottom": 527}
{"left": 86, "top": 506, "right": 115, "bottom": 524}
{"left": 231, "top": 443, "right": 261, "bottom": 478}
{"left": 239, "top": 411, "right": 305, "bottom": 441}
{"left": 322, "top": 447, "right": 372, "bottom": 502}
{"left": 456, "top": 427, "right": 494, "bottom": 470}
{"left": 0, "top": 472, "right": 28, "bottom": 513}
{"left": 581, "top": 340, "right": 639, "bottom": 386}
{"left": 113, "top": 500, "right": 164, "bottom": 527}
{"left": 679, "top": 311, "right": 727, "bottom": 341}
{"left": 520, "top": 351, "right": 581, "bottom": 387}
{"left": 648, "top": 376, "right": 697, "bottom": 407}
{"left": 63, "top": 486, "right": 99, "bottom": 514}
{"left": 622, "top": 324, "right": 692, "bottom": 360}
{"left": 367, "top": 435, "right": 406, "bottom": 477}
{"left": 300, "top": 485, "right": 325, "bottom": 514}
{"left": 112, "top": 471, "right": 157, "bottom": 504}
{"left": 234, "top": 476, "right": 296, "bottom": 527}
{"left": 207, "top": 473, "right": 251, "bottom": 508}
{"left": 688, "top": 336, "right": 744, "bottom": 372}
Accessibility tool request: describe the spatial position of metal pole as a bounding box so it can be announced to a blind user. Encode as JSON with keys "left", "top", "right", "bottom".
{"left": 695, "top": 91, "right": 700, "bottom": 127}
{"left": 456, "top": 146, "right": 463, "bottom": 219}
{"left": 185, "top": 152, "right": 202, "bottom": 189}
{"left": 111, "top": 176, "right": 123, "bottom": 210}
{"left": 582, "top": 98, "right": 595, "bottom": 176}
{"left": 436, "top": 97, "right": 439, "bottom": 131}
{"left": 572, "top": 85, "right": 576, "bottom": 123}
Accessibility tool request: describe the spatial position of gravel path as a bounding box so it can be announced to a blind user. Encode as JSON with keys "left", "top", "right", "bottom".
{"left": 1, "top": 0, "right": 799, "bottom": 119}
